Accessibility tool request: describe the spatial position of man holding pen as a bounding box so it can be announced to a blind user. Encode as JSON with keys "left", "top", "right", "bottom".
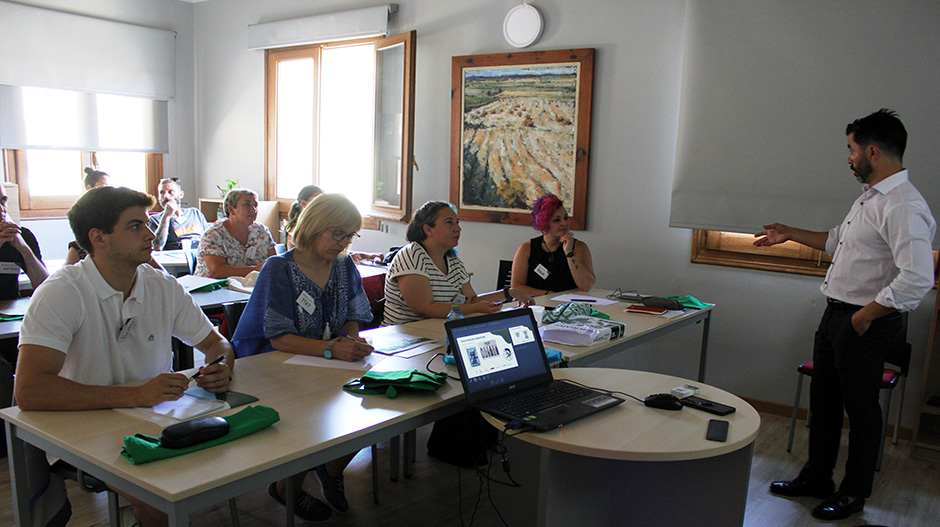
{"left": 15, "top": 186, "right": 235, "bottom": 527}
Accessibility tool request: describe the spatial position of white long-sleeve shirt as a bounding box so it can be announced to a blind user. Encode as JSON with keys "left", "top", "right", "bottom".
{"left": 821, "top": 170, "right": 936, "bottom": 311}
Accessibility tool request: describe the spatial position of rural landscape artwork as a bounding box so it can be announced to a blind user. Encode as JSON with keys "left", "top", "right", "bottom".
{"left": 450, "top": 49, "right": 594, "bottom": 228}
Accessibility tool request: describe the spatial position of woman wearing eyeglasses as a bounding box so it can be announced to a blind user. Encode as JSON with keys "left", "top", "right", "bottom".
{"left": 382, "top": 201, "right": 533, "bottom": 326}
{"left": 194, "top": 188, "right": 276, "bottom": 277}
{"left": 231, "top": 193, "right": 373, "bottom": 522}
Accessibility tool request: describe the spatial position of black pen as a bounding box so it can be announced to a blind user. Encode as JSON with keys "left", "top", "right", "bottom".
{"left": 190, "top": 355, "right": 225, "bottom": 380}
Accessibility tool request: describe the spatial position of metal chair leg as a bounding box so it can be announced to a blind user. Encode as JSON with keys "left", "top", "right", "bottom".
{"left": 877, "top": 389, "right": 891, "bottom": 472}
{"left": 788, "top": 372, "right": 805, "bottom": 452}
{"left": 893, "top": 377, "right": 906, "bottom": 445}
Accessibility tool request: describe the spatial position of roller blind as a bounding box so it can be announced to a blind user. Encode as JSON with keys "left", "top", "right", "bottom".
{"left": 248, "top": 4, "right": 398, "bottom": 50}
{"left": 0, "top": 85, "right": 169, "bottom": 153}
{"left": 0, "top": 1, "right": 176, "bottom": 99}
{"left": 670, "top": 0, "right": 940, "bottom": 249}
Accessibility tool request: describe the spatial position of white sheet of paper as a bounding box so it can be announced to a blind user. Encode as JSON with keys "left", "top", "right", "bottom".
{"left": 284, "top": 353, "right": 385, "bottom": 371}
{"left": 115, "top": 394, "right": 229, "bottom": 427}
{"left": 550, "top": 294, "right": 619, "bottom": 306}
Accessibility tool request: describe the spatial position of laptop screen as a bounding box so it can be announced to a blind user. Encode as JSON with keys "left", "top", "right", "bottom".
{"left": 445, "top": 308, "right": 553, "bottom": 404}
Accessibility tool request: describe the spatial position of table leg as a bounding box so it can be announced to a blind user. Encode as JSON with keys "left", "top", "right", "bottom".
{"left": 6, "top": 421, "right": 32, "bottom": 527}
{"left": 285, "top": 476, "right": 295, "bottom": 527}
{"left": 697, "top": 311, "right": 712, "bottom": 382}
{"left": 403, "top": 429, "right": 416, "bottom": 479}
{"left": 389, "top": 435, "right": 400, "bottom": 481}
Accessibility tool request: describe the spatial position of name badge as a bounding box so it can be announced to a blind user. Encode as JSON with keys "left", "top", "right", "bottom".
{"left": 297, "top": 291, "right": 316, "bottom": 314}
{"left": 245, "top": 245, "right": 258, "bottom": 260}
{"left": 117, "top": 317, "right": 136, "bottom": 343}
{"left": 0, "top": 262, "right": 20, "bottom": 275}
{"left": 533, "top": 264, "right": 550, "bottom": 280}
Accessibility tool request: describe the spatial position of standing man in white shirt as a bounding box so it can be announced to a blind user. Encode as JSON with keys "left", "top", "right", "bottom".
{"left": 754, "top": 109, "right": 936, "bottom": 521}
{"left": 149, "top": 177, "right": 209, "bottom": 251}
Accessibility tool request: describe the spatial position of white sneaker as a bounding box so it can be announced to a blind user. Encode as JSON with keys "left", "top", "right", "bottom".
{"left": 120, "top": 505, "right": 140, "bottom": 527}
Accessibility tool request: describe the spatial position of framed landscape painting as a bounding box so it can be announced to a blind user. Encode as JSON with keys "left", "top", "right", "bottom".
{"left": 450, "top": 48, "right": 594, "bottom": 229}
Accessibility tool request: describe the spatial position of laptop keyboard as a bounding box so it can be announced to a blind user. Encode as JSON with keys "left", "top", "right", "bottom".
{"left": 490, "top": 381, "right": 592, "bottom": 417}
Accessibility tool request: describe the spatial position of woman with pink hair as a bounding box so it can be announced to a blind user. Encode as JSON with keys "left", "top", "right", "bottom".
{"left": 511, "top": 193, "right": 595, "bottom": 296}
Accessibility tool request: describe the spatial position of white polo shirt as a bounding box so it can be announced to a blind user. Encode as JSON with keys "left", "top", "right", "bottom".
{"left": 19, "top": 257, "right": 213, "bottom": 387}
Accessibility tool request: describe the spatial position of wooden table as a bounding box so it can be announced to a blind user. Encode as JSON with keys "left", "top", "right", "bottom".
{"left": 484, "top": 368, "right": 760, "bottom": 527}
{"left": 407, "top": 289, "right": 715, "bottom": 381}
{"left": 2, "top": 323, "right": 460, "bottom": 527}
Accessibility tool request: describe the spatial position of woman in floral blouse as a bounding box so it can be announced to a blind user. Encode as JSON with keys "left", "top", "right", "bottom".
{"left": 194, "top": 188, "right": 276, "bottom": 277}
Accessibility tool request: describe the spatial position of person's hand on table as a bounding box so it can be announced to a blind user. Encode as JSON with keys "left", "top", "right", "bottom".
{"left": 194, "top": 362, "right": 232, "bottom": 393}
{"left": 136, "top": 373, "right": 190, "bottom": 406}
{"left": 329, "top": 337, "right": 374, "bottom": 362}
{"left": 508, "top": 288, "right": 535, "bottom": 306}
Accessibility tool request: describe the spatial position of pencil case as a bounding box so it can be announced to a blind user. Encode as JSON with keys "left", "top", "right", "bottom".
{"left": 161, "top": 416, "right": 230, "bottom": 449}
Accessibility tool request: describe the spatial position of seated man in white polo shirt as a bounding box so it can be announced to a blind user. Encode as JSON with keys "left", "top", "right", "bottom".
{"left": 15, "top": 186, "right": 235, "bottom": 527}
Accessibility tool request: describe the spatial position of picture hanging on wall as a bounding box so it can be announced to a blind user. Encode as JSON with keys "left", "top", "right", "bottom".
{"left": 450, "top": 48, "right": 594, "bottom": 229}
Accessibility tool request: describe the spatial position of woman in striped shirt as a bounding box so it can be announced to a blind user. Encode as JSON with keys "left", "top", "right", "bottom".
{"left": 382, "top": 201, "right": 532, "bottom": 325}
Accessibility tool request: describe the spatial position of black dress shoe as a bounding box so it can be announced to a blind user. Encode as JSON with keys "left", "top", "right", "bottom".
{"left": 769, "top": 478, "right": 835, "bottom": 498}
{"left": 812, "top": 492, "right": 865, "bottom": 520}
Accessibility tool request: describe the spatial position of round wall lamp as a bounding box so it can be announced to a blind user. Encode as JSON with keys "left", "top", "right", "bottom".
{"left": 503, "top": 3, "right": 543, "bottom": 48}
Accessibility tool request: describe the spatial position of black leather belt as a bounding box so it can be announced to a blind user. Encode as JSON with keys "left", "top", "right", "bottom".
{"left": 826, "top": 297, "right": 863, "bottom": 310}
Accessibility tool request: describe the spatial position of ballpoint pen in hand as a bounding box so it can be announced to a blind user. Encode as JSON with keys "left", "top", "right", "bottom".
{"left": 190, "top": 355, "right": 225, "bottom": 380}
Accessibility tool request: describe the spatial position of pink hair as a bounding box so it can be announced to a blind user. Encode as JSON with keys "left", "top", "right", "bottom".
{"left": 531, "top": 193, "right": 563, "bottom": 232}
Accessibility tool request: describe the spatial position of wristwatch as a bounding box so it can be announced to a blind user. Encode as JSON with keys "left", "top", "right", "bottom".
{"left": 502, "top": 286, "right": 513, "bottom": 302}
{"left": 565, "top": 251, "right": 575, "bottom": 258}
{"left": 324, "top": 340, "right": 334, "bottom": 359}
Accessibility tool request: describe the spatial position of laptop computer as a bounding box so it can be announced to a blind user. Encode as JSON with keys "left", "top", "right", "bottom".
{"left": 445, "top": 308, "right": 624, "bottom": 432}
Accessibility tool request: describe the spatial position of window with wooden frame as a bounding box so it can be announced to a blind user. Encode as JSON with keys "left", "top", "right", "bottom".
{"left": 2, "top": 149, "right": 161, "bottom": 219}
{"left": 691, "top": 229, "right": 833, "bottom": 277}
{"left": 264, "top": 31, "right": 416, "bottom": 228}
{"left": 693, "top": 230, "right": 940, "bottom": 285}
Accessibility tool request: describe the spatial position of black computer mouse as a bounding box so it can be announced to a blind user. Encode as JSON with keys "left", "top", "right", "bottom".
{"left": 643, "top": 393, "right": 683, "bottom": 411}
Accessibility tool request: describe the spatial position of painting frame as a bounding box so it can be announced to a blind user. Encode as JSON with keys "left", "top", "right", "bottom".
{"left": 450, "top": 48, "right": 594, "bottom": 229}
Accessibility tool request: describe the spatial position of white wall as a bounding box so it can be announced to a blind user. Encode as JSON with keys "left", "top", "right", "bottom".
{"left": 10, "top": 1, "right": 936, "bottom": 428}
{"left": 189, "top": 0, "right": 937, "bottom": 427}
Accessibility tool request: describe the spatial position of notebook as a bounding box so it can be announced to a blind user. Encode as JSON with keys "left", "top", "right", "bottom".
{"left": 445, "top": 308, "right": 623, "bottom": 432}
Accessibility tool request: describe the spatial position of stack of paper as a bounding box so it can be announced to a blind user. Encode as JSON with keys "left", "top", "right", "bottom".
{"left": 116, "top": 387, "right": 229, "bottom": 427}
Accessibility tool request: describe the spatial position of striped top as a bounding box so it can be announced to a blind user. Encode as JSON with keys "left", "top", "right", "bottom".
{"left": 382, "top": 242, "right": 470, "bottom": 326}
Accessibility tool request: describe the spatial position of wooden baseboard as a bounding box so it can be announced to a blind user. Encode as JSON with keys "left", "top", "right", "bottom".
{"left": 741, "top": 396, "right": 913, "bottom": 441}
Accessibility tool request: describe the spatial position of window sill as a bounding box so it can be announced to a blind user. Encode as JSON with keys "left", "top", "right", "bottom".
{"left": 691, "top": 247, "right": 829, "bottom": 277}
{"left": 19, "top": 209, "right": 70, "bottom": 221}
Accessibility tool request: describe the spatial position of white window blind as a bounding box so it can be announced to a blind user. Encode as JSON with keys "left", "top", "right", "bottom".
{"left": 0, "top": 1, "right": 176, "bottom": 100}
{"left": 670, "top": 0, "right": 940, "bottom": 250}
{"left": 247, "top": 4, "right": 397, "bottom": 50}
{"left": 0, "top": 85, "right": 169, "bottom": 153}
